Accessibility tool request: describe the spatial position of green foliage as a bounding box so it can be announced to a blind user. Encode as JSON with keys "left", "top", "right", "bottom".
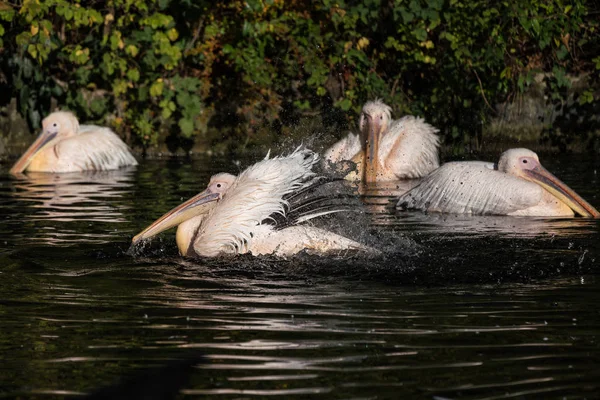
{"left": 0, "top": 0, "right": 206, "bottom": 146}
{"left": 0, "top": 0, "right": 598, "bottom": 150}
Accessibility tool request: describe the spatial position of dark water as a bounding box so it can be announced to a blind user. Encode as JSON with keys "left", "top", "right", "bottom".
{"left": 1, "top": 153, "right": 599, "bottom": 399}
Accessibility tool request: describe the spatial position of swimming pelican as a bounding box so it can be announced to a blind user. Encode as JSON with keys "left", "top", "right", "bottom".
{"left": 10, "top": 111, "right": 137, "bottom": 174}
{"left": 397, "top": 148, "right": 600, "bottom": 218}
{"left": 132, "top": 149, "right": 372, "bottom": 257}
{"left": 324, "top": 99, "right": 440, "bottom": 182}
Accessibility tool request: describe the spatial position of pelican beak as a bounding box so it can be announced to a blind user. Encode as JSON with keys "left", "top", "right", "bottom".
{"left": 9, "top": 130, "right": 59, "bottom": 174}
{"left": 524, "top": 165, "right": 600, "bottom": 218}
{"left": 132, "top": 190, "right": 221, "bottom": 244}
{"left": 364, "top": 114, "right": 382, "bottom": 183}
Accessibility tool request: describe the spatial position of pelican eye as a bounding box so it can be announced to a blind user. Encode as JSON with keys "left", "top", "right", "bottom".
{"left": 522, "top": 159, "right": 528, "bottom": 164}
{"left": 216, "top": 183, "right": 222, "bottom": 188}
{"left": 53, "top": 123, "right": 57, "bottom": 127}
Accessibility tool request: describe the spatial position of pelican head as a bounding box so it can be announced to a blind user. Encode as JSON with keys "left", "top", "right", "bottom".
{"left": 10, "top": 111, "right": 80, "bottom": 174}
{"left": 498, "top": 148, "right": 600, "bottom": 218}
{"left": 131, "top": 173, "right": 236, "bottom": 248}
{"left": 358, "top": 99, "right": 392, "bottom": 182}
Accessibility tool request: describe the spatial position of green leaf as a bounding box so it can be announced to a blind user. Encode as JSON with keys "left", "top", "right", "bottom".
{"left": 178, "top": 117, "right": 194, "bottom": 137}
{"left": 27, "top": 44, "right": 37, "bottom": 59}
{"left": 161, "top": 107, "right": 173, "bottom": 119}
{"left": 531, "top": 19, "right": 540, "bottom": 34}
{"left": 578, "top": 90, "right": 594, "bottom": 105}
{"left": 127, "top": 68, "right": 140, "bottom": 82}
{"left": 413, "top": 28, "right": 427, "bottom": 41}
{"left": 150, "top": 80, "right": 164, "bottom": 97}
{"left": 556, "top": 45, "right": 568, "bottom": 60}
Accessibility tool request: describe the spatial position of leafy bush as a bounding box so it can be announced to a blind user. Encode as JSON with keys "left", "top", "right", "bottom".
{"left": 0, "top": 0, "right": 598, "bottom": 152}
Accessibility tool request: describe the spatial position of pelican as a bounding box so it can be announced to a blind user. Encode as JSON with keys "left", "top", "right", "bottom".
{"left": 10, "top": 111, "right": 137, "bottom": 174}
{"left": 324, "top": 99, "right": 440, "bottom": 182}
{"left": 132, "top": 149, "right": 372, "bottom": 257}
{"left": 397, "top": 148, "right": 600, "bottom": 218}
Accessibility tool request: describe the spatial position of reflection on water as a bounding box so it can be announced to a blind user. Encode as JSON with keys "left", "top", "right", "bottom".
{"left": 1, "top": 259, "right": 599, "bottom": 398}
{"left": 0, "top": 154, "right": 599, "bottom": 399}
{"left": 3, "top": 168, "right": 136, "bottom": 246}
{"left": 356, "top": 179, "right": 420, "bottom": 215}
{"left": 11, "top": 169, "right": 135, "bottom": 222}
{"left": 391, "top": 208, "right": 598, "bottom": 238}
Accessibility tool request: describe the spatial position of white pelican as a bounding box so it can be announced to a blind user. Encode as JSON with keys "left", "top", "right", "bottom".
{"left": 324, "top": 99, "right": 440, "bottom": 182}
{"left": 397, "top": 148, "right": 600, "bottom": 218}
{"left": 132, "top": 149, "right": 372, "bottom": 257}
{"left": 10, "top": 111, "right": 137, "bottom": 174}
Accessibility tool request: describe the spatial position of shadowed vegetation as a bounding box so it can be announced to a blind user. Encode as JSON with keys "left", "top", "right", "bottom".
{"left": 0, "top": 0, "right": 598, "bottom": 153}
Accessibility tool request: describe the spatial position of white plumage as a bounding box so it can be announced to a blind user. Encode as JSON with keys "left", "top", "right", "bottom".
{"left": 376, "top": 115, "right": 441, "bottom": 180}
{"left": 193, "top": 149, "right": 320, "bottom": 256}
{"left": 134, "top": 148, "right": 372, "bottom": 257}
{"left": 323, "top": 132, "right": 361, "bottom": 164}
{"left": 397, "top": 148, "right": 600, "bottom": 218}
{"left": 324, "top": 99, "right": 440, "bottom": 181}
{"left": 397, "top": 161, "right": 545, "bottom": 215}
{"left": 11, "top": 111, "right": 137, "bottom": 174}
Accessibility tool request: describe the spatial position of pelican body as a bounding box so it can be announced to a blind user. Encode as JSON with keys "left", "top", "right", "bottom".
{"left": 133, "top": 149, "right": 371, "bottom": 257}
{"left": 10, "top": 111, "right": 137, "bottom": 174}
{"left": 324, "top": 99, "right": 440, "bottom": 182}
{"left": 397, "top": 148, "right": 600, "bottom": 218}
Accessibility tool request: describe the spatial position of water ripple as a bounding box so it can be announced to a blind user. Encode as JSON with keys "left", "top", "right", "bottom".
{"left": 1, "top": 156, "right": 599, "bottom": 399}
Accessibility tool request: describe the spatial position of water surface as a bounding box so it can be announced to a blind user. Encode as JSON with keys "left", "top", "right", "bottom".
{"left": 1, "top": 153, "right": 599, "bottom": 399}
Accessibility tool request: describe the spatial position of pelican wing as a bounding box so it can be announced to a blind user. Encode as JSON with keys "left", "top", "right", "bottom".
{"left": 52, "top": 126, "right": 137, "bottom": 172}
{"left": 381, "top": 116, "right": 440, "bottom": 179}
{"left": 193, "top": 148, "right": 320, "bottom": 257}
{"left": 247, "top": 225, "right": 374, "bottom": 256}
{"left": 397, "top": 161, "right": 544, "bottom": 215}
{"left": 323, "top": 132, "right": 361, "bottom": 163}
{"left": 268, "top": 193, "right": 361, "bottom": 229}
{"left": 268, "top": 177, "right": 362, "bottom": 229}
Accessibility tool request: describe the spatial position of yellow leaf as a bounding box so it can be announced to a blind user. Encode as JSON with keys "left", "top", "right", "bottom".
{"left": 105, "top": 13, "right": 114, "bottom": 24}
{"left": 356, "top": 37, "right": 370, "bottom": 50}
{"left": 30, "top": 24, "right": 39, "bottom": 36}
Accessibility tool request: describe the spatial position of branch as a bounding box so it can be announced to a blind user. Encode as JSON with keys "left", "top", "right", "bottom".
{"left": 472, "top": 68, "right": 498, "bottom": 115}
{"left": 184, "top": 17, "right": 206, "bottom": 55}
{"left": 390, "top": 75, "right": 400, "bottom": 98}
